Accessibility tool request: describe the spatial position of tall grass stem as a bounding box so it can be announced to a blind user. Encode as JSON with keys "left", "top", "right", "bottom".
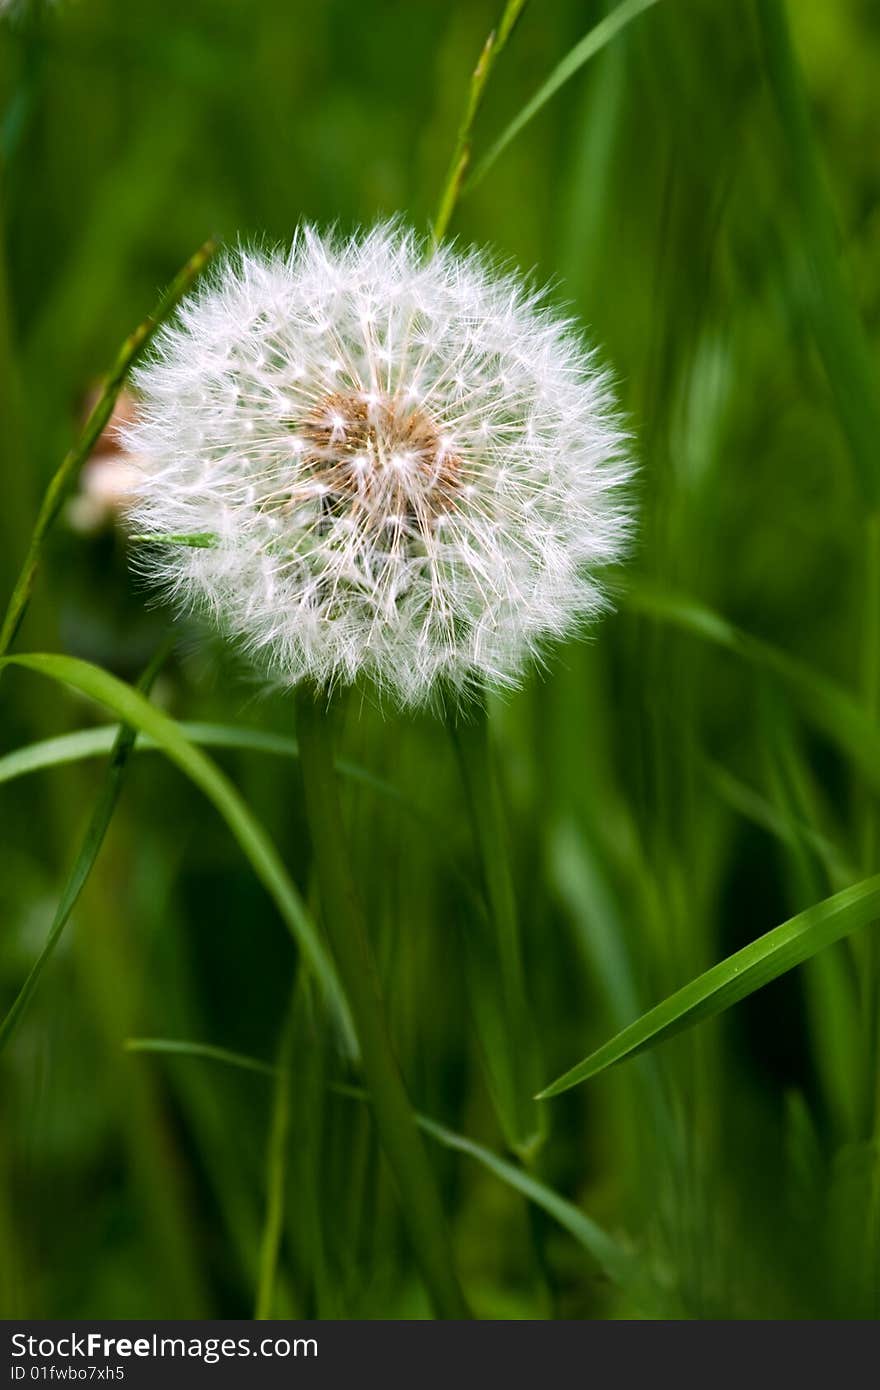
{"left": 432, "top": 0, "right": 529, "bottom": 242}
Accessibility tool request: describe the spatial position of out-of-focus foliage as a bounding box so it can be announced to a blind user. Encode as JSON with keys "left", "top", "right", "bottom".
{"left": 2, "top": 0, "right": 880, "bottom": 1318}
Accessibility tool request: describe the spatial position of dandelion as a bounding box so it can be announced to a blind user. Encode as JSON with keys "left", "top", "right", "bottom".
{"left": 126, "top": 224, "right": 632, "bottom": 705}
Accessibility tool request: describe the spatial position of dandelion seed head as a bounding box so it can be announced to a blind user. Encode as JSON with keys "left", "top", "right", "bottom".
{"left": 126, "top": 223, "right": 634, "bottom": 706}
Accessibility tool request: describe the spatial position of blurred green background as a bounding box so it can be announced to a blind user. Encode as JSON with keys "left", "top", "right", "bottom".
{"left": 2, "top": 0, "right": 880, "bottom": 1319}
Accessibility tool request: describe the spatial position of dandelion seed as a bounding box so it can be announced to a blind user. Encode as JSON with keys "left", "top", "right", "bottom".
{"left": 125, "top": 223, "right": 633, "bottom": 706}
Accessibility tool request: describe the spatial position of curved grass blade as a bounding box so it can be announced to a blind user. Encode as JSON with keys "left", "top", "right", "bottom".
{"left": 416, "top": 1111, "right": 637, "bottom": 1290}
{"left": 125, "top": 1036, "right": 644, "bottom": 1298}
{"left": 0, "top": 721, "right": 399, "bottom": 807}
{"left": 333, "top": 1081, "right": 657, "bottom": 1303}
{"left": 466, "top": 0, "right": 661, "bottom": 193}
{"left": 539, "top": 874, "right": 880, "bottom": 1099}
{"left": 125, "top": 1037, "right": 278, "bottom": 1078}
{"left": 0, "top": 642, "right": 170, "bottom": 1050}
{"left": 0, "top": 239, "right": 217, "bottom": 657}
{"left": 626, "top": 584, "right": 880, "bottom": 795}
{"left": 702, "top": 756, "right": 854, "bottom": 888}
{"left": 0, "top": 652, "right": 352, "bottom": 1048}
{"left": 0, "top": 721, "right": 477, "bottom": 901}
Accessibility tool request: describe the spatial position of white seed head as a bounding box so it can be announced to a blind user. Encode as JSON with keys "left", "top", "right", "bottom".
{"left": 125, "top": 224, "right": 634, "bottom": 707}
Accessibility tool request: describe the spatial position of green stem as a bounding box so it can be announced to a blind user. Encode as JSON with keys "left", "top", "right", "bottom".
{"left": 432, "top": 0, "right": 529, "bottom": 243}
{"left": 466, "top": 0, "right": 661, "bottom": 196}
{"left": 0, "top": 236, "right": 218, "bottom": 657}
{"left": 450, "top": 695, "right": 543, "bottom": 1159}
{"left": 254, "top": 985, "right": 298, "bottom": 1319}
{"left": 295, "top": 687, "right": 470, "bottom": 1319}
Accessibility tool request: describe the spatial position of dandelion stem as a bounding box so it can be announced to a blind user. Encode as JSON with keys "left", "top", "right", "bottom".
{"left": 0, "top": 236, "right": 218, "bottom": 658}
{"left": 432, "top": 0, "right": 529, "bottom": 243}
{"left": 294, "top": 687, "right": 471, "bottom": 1319}
{"left": 450, "top": 695, "right": 544, "bottom": 1159}
{"left": 254, "top": 984, "right": 297, "bottom": 1320}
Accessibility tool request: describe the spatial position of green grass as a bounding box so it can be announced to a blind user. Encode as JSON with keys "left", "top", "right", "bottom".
{"left": 2, "top": 0, "right": 880, "bottom": 1320}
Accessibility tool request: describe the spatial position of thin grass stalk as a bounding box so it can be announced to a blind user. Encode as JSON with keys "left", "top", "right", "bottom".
{"left": 114, "top": 1043, "right": 646, "bottom": 1300}
{"left": 432, "top": 0, "right": 529, "bottom": 242}
{"left": 254, "top": 985, "right": 298, "bottom": 1319}
{"left": 0, "top": 237, "right": 217, "bottom": 657}
{"left": 295, "top": 687, "right": 470, "bottom": 1319}
{"left": 0, "top": 638, "right": 172, "bottom": 1050}
{"left": 287, "top": 981, "right": 335, "bottom": 1317}
{"left": 465, "top": 0, "right": 661, "bottom": 195}
{"left": 450, "top": 695, "right": 543, "bottom": 1158}
{"left": 761, "top": 693, "right": 861, "bottom": 1141}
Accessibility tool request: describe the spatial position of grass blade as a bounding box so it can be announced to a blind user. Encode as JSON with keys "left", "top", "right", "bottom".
{"left": 451, "top": 701, "right": 544, "bottom": 1158}
{"left": 124, "top": 1037, "right": 644, "bottom": 1298}
{"left": 0, "top": 642, "right": 169, "bottom": 1050}
{"left": 334, "top": 1082, "right": 658, "bottom": 1303}
{"left": 295, "top": 688, "right": 470, "bottom": 1320}
{"left": 0, "top": 238, "right": 217, "bottom": 657}
{"left": 125, "top": 1037, "right": 278, "bottom": 1078}
{"left": 0, "top": 721, "right": 398, "bottom": 805}
{"left": 702, "top": 756, "right": 853, "bottom": 888}
{"left": 413, "top": 1110, "right": 643, "bottom": 1296}
{"left": 254, "top": 987, "right": 297, "bottom": 1320}
{"left": 432, "top": 0, "right": 529, "bottom": 241}
{"left": 626, "top": 584, "right": 880, "bottom": 795}
{"left": 539, "top": 874, "right": 880, "bottom": 1098}
{"left": 0, "top": 652, "right": 352, "bottom": 1047}
{"left": 466, "top": 0, "right": 661, "bottom": 193}
{"left": 0, "top": 720, "right": 476, "bottom": 896}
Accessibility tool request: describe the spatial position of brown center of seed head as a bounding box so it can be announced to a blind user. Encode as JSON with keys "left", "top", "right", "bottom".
{"left": 300, "top": 391, "right": 460, "bottom": 528}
